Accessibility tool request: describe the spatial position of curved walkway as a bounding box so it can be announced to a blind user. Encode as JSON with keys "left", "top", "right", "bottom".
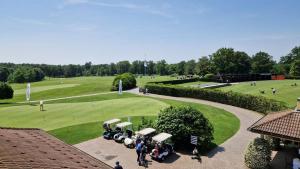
{"left": 128, "top": 88, "right": 262, "bottom": 169}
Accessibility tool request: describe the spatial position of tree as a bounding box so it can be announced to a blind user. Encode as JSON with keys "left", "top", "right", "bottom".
{"left": 184, "top": 60, "right": 196, "bottom": 75}
{"left": 244, "top": 137, "right": 271, "bottom": 169}
{"left": 156, "top": 106, "right": 214, "bottom": 151}
{"left": 155, "top": 60, "right": 167, "bottom": 75}
{"left": 271, "top": 64, "right": 286, "bottom": 75}
{"left": 251, "top": 52, "right": 275, "bottom": 73}
{"left": 0, "top": 67, "right": 9, "bottom": 82}
{"left": 280, "top": 46, "right": 300, "bottom": 64}
{"left": 147, "top": 61, "right": 156, "bottom": 75}
{"left": 195, "top": 56, "right": 214, "bottom": 76}
{"left": 0, "top": 82, "right": 14, "bottom": 99}
{"left": 176, "top": 61, "right": 185, "bottom": 75}
{"left": 111, "top": 73, "right": 136, "bottom": 90}
{"left": 289, "top": 60, "right": 300, "bottom": 76}
{"left": 211, "top": 48, "right": 251, "bottom": 74}
{"left": 116, "top": 61, "right": 131, "bottom": 74}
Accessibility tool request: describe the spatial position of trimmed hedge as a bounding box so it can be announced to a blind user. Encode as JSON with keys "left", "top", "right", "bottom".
{"left": 111, "top": 73, "right": 137, "bottom": 91}
{"left": 285, "top": 75, "right": 300, "bottom": 79}
{"left": 156, "top": 78, "right": 200, "bottom": 85}
{"left": 144, "top": 83, "right": 287, "bottom": 113}
{"left": 0, "top": 82, "right": 14, "bottom": 99}
{"left": 244, "top": 137, "right": 272, "bottom": 169}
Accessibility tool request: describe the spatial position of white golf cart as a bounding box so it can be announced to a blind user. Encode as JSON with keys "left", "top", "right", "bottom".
{"left": 113, "top": 122, "right": 133, "bottom": 143}
{"left": 124, "top": 127, "right": 156, "bottom": 148}
{"left": 150, "top": 132, "right": 174, "bottom": 162}
{"left": 103, "top": 118, "right": 121, "bottom": 140}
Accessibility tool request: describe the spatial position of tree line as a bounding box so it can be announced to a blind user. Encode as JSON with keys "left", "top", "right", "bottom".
{"left": 0, "top": 46, "right": 300, "bottom": 83}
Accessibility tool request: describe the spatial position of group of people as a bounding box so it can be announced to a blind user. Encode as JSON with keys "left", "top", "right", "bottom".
{"left": 135, "top": 139, "right": 148, "bottom": 166}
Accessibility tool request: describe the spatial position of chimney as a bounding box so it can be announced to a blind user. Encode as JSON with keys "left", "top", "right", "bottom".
{"left": 297, "top": 98, "right": 300, "bottom": 112}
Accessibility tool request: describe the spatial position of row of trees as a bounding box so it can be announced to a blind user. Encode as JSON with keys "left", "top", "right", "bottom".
{"left": 1, "top": 46, "right": 299, "bottom": 83}
{"left": 0, "top": 66, "right": 45, "bottom": 83}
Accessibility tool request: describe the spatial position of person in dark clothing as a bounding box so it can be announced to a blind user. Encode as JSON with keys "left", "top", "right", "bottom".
{"left": 135, "top": 142, "right": 142, "bottom": 164}
{"left": 114, "top": 161, "right": 123, "bottom": 169}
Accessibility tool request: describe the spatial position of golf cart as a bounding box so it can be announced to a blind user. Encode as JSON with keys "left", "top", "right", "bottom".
{"left": 103, "top": 118, "right": 121, "bottom": 139}
{"left": 113, "top": 122, "right": 133, "bottom": 143}
{"left": 124, "top": 127, "right": 156, "bottom": 148}
{"left": 150, "top": 132, "right": 174, "bottom": 162}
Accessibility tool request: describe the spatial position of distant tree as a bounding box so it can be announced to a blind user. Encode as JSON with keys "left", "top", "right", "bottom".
{"left": 147, "top": 60, "right": 156, "bottom": 75}
{"left": 195, "top": 56, "right": 214, "bottom": 76}
{"left": 251, "top": 52, "right": 275, "bottom": 73}
{"left": 280, "top": 46, "right": 300, "bottom": 64}
{"left": 109, "top": 63, "right": 117, "bottom": 75}
{"left": 176, "top": 61, "right": 185, "bottom": 75}
{"left": 0, "top": 82, "right": 14, "bottom": 99}
{"left": 116, "top": 61, "right": 131, "bottom": 74}
{"left": 271, "top": 64, "right": 286, "bottom": 75}
{"left": 184, "top": 60, "right": 196, "bottom": 75}
{"left": 167, "top": 64, "right": 177, "bottom": 75}
{"left": 155, "top": 60, "right": 167, "bottom": 75}
{"left": 289, "top": 60, "right": 300, "bottom": 76}
{"left": 0, "top": 67, "right": 9, "bottom": 82}
{"left": 211, "top": 48, "right": 251, "bottom": 74}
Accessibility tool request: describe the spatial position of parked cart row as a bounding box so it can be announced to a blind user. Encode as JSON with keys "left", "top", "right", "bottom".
{"left": 102, "top": 118, "right": 174, "bottom": 161}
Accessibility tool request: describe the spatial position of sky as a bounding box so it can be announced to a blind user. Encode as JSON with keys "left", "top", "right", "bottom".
{"left": 0, "top": 0, "right": 300, "bottom": 65}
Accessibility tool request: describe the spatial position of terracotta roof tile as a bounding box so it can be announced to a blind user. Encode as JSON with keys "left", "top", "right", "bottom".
{"left": 0, "top": 127, "right": 112, "bottom": 169}
{"left": 248, "top": 110, "right": 300, "bottom": 141}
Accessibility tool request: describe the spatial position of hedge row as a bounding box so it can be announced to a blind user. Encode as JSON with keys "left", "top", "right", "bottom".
{"left": 144, "top": 83, "right": 287, "bottom": 114}
{"left": 285, "top": 75, "right": 300, "bottom": 79}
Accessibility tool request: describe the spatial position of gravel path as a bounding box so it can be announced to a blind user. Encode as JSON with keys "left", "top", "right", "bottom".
{"left": 75, "top": 88, "right": 262, "bottom": 169}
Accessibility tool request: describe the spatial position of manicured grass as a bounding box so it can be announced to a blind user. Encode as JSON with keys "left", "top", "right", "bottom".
{"left": 0, "top": 76, "right": 240, "bottom": 148}
{"left": 220, "top": 80, "right": 300, "bottom": 108}
{"left": 0, "top": 97, "right": 169, "bottom": 130}
{"left": 2, "top": 76, "right": 174, "bottom": 103}
{"left": 48, "top": 116, "right": 156, "bottom": 145}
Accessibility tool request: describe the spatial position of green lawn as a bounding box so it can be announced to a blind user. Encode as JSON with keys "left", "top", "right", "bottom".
{"left": 2, "top": 76, "right": 174, "bottom": 103}
{"left": 220, "top": 80, "right": 300, "bottom": 108}
{"left": 0, "top": 76, "right": 240, "bottom": 148}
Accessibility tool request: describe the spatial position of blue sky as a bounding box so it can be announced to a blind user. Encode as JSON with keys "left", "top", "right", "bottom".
{"left": 0, "top": 0, "right": 299, "bottom": 64}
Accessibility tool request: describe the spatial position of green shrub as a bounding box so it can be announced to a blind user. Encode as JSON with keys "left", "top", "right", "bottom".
{"left": 112, "top": 73, "right": 137, "bottom": 91}
{"left": 244, "top": 137, "right": 271, "bottom": 169}
{"left": 144, "top": 83, "right": 286, "bottom": 113}
{"left": 156, "top": 106, "right": 214, "bottom": 151}
{"left": 0, "top": 82, "right": 14, "bottom": 99}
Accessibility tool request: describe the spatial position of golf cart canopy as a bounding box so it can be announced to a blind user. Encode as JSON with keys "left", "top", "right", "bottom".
{"left": 116, "top": 122, "right": 132, "bottom": 128}
{"left": 104, "top": 119, "right": 121, "bottom": 125}
{"left": 152, "top": 133, "right": 172, "bottom": 143}
{"left": 137, "top": 128, "right": 156, "bottom": 136}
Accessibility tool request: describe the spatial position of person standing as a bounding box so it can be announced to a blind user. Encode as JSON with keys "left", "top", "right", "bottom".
{"left": 135, "top": 141, "right": 142, "bottom": 164}
{"left": 114, "top": 161, "right": 123, "bottom": 169}
{"left": 40, "top": 100, "right": 44, "bottom": 111}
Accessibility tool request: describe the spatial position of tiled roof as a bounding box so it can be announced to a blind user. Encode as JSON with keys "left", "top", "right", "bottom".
{"left": 248, "top": 110, "right": 300, "bottom": 141}
{"left": 0, "top": 127, "right": 113, "bottom": 169}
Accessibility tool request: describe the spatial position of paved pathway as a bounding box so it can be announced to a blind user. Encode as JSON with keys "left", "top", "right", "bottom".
{"left": 76, "top": 88, "right": 262, "bottom": 169}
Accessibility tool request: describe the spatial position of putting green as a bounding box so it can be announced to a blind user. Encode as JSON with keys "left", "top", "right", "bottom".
{"left": 0, "top": 97, "right": 169, "bottom": 131}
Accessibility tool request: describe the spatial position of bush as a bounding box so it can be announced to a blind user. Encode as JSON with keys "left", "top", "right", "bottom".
{"left": 112, "top": 73, "right": 137, "bottom": 91}
{"left": 0, "top": 82, "right": 14, "bottom": 99}
{"left": 144, "top": 83, "right": 286, "bottom": 113}
{"left": 244, "top": 137, "right": 271, "bottom": 169}
{"left": 156, "top": 106, "right": 214, "bottom": 151}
